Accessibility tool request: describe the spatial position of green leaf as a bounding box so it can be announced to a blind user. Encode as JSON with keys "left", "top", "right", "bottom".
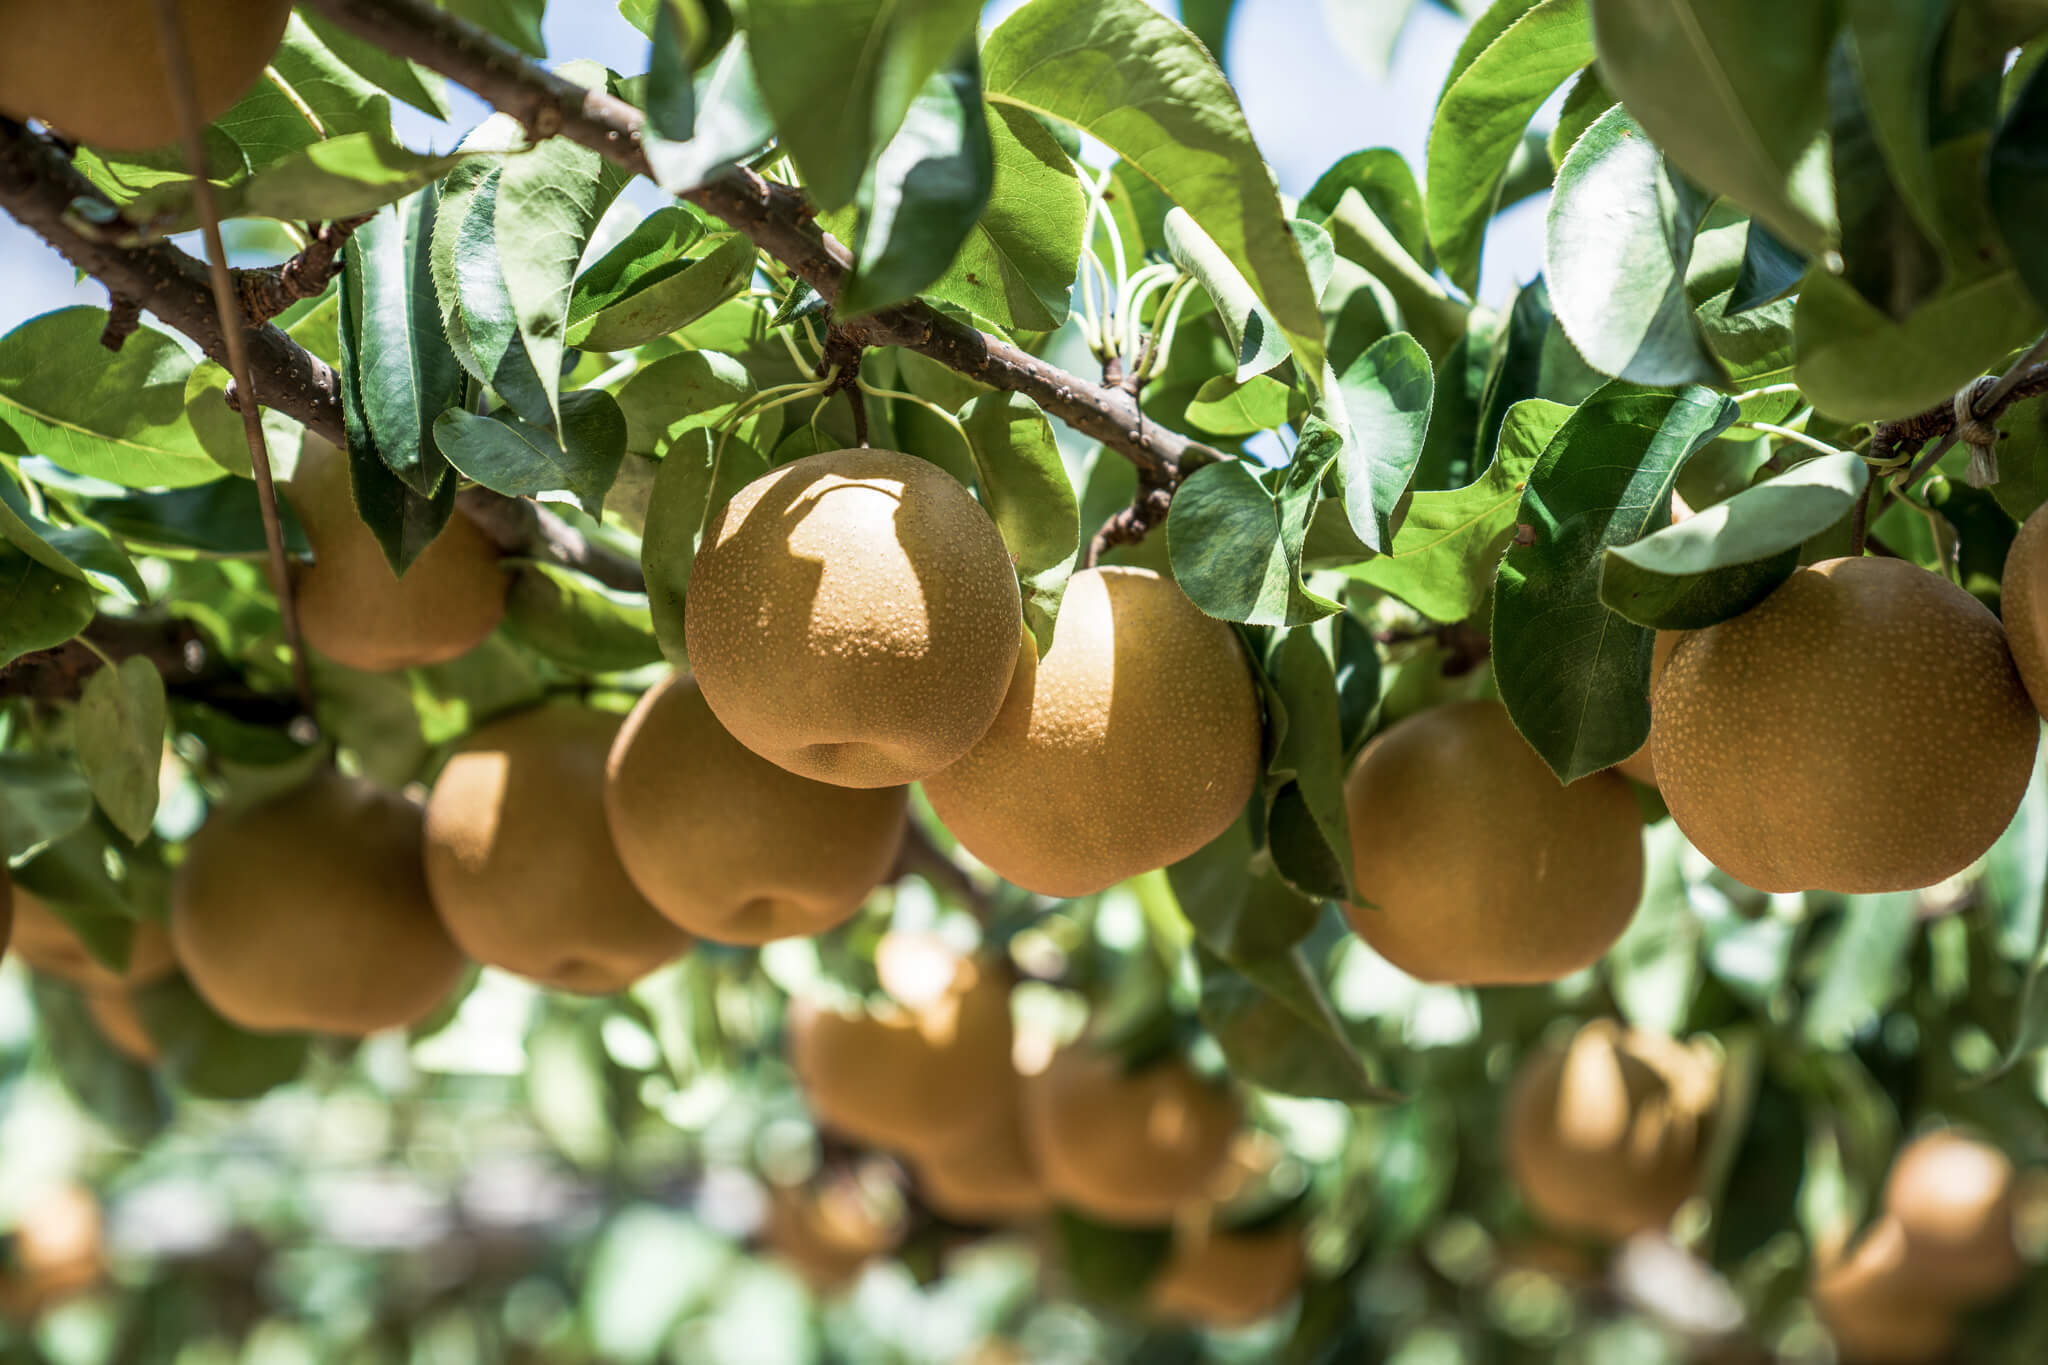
{"left": 1301, "top": 147, "right": 1431, "bottom": 269}
{"left": 958, "top": 393, "right": 1077, "bottom": 645}
{"left": 1545, "top": 105, "right": 1725, "bottom": 385}
{"left": 642, "top": 33, "right": 777, "bottom": 194}
{"left": 1195, "top": 944, "right": 1397, "bottom": 1102}
{"left": 920, "top": 102, "right": 1085, "bottom": 331}
{"left": 840, "top": 58, "right": 996, "bottom": 318}
{"left": 1164, "top": 207, "right": 1292, "bottom": 381}
{"left": 81, "top": 482, "right": 310, "bottom": 558}
{"left": 494, "top": 65, "right": 636, "bottom": 429}
{"left": 1802, "top": 893, "right": 1919, "bottom": 1047}
{"left": 615, "top": 350, "right": 756, "bottom": 457}
{"left": 1827, "top": 36, "right": 1945, "bottom": 322}
{"left": 433, "top": 157, "right": 555, "bottom": 429}
{"left": 0, "top": 310, "right": 222, "bottom": 489}
{"left": 1167, "top": 807, "right": 1321, "bottom": 960}
{"left": 1425, "top": 0, "right": 1592, "bottom": 296}
{"left": 1728, "top": 221, "right": 1806, "bottom": 314}
{"left": 0, "top": 471, "right": 146, "bottom": 601}
{"left": 1842, "top": 0, "right": 1950, "bottom": 249}
{"left": 572, "top": 233, "right": 756, "bottom": 351}
{"left": 985, "top": 0, "right": 1324, "bottom": 377}
{"left": 28, "top": 977, "right": 166, "bottom": 1145}
{"left": 1332, "top": 397, "right": 1569, "bottom": 622}
{"left": 1548, "top": 63, "right": 1616, "bottom": 166}
{"left": 1989, "top": 51, "right": 2048, "bottom": 313}
{"left": 1264, "top": 622, "right": 1358, "bottom": 901}
{"left": 1599, "top": 452, "right": 1868, "bottom": 629}
{"left": 300, "top": 9, "right": 451, "bottom": 119}
{"left": 0, "top": 751, "right": 93, "bottom": 862}
{"left": 132, "top": 975, "right": 311, "bottom": 1100}
{"left": 1492, "top": 384, "right": 1738, "bottom": 781}
{"left": 745, "top": 0, "right": 981, "bottom": 209}
{"left": 1472, "top": 277, "right": 1605, "bottom": 470}
{"left": 1321, "top": 189, "right": 1470, "bottom": 364}
{"left": 441, "top": 0, "right": 547, "bottom": 56}
{"left": 641, "top": 428, "right": 768, "bottom": 665}
{"left": 568, "top": 206, "right": 708, "bottom": 330}
{"left": 647, "top": 0, "right": 700, "bottom": 141}
{"left": 344, "top": 192, "right": 464, "bottom": 497}
{"left": 1323, "top": 332, "right": 1434, "bottom": 554}
{"left": 75, "top": 657, "right": 166, "bottom": 845}
{"left": 1185, "top": 373, "right": 1293, "bottom": 435}
{"left": 123, "top": 131, "right": 474, "bottom": 235}
{"left": 1587, "top": 0, "right": 1835, "bottom": 252}
{"left": 502, "top": 563, "right": 664, "bottom": 673}
{"left": 433, "top": 388, "right": 629, "bottom": 515}
{"left": 1167, "top": 428, "right": 1345, "bottom": 627}
{"left": 0, "top": 544, "right": 95, "bottom": 668}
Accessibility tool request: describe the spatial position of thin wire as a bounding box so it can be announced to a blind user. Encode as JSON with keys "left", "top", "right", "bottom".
{"left": 152, "top": 0, "right": 316, "bottom": 722}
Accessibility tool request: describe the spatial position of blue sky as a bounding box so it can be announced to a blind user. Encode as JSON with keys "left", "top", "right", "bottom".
{"left": 0, "top": 0, "right": 1546, "bottom": 331}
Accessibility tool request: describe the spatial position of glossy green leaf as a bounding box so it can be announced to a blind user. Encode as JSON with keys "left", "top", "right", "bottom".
{"left": 1600, "top": 452, "right": 1867, "bottom": 629}
{"left": 568, "top": 207, "right": 708, "bottom": 329}
{"left": 1728, "top": 221, "right": 1806, "bottom": 314}
{"left": 0, "top": 544, "right": 95, "bottom": 668}
{"left": 433, "top": 388, "right": 629, "bottom": 514}
{"left": 1301, "top": 147, "right": 1432, "bottom": 269}
{"left": 123, "top": 131, "right": 474, "bottom": 235}
{"left": 1989, "top": 51, "right": 2048, "bottom": 312}
{"left": 82, "top": 482, "right": 310, "bottom": 558}
{"left": 1793, "top": 267, "right": 2044, "bottom": 421}
{"left": 433, "top": 156, "right": 554, "bottom": 429}
{"left": 1545, "top": 104, "right": 1724, "bottom": 385}
{"left": 1322, "top": 189, "right": 1469, "bottom": 364}
{"left": 1548, "top": 63, "right": 1615, "bottom": 165}
{"left": 0, "top": 472, "right": 145, "bottom": 600}
{"left": 1587, "top": 0, "right": 1835, "bottom": 251}
{"left": 344, "top": 193, "right": 464, "bottom": 497}
{"left": 641, "top": 427, "right": 768, "bottom": 665}
{"left": 1167, "top": 808, "right": 1321, "bottom": 960}
{"left": 1828, "top": 38, "right": 1945, "bottom": 322}
{"left": 1425, "top": 0, "right": 1592, "bottom": 296}
{"left": 956, "top": 393, "right": 1078, "bottom": 575}
{"left": 502, "top": 563, "right": 664, "bottom": 674}
{"left": 745, "top": 0, "right": 981, "bottom": 209}
{"left": 442, "top": 0, "right": 547, "bottom": 56}
{"left": 841, "top": 59, "right": 995, "bottom": 318}
{"left": 1324, "top": 332, "right": 1434, "bottom": 553}
{"left": 0, "top": 751, "right": 94, "bottom": 862}
{"left": 0, "top": 310, "right": 221, "bottom": 489}
{"left": 75, "top": 657, "right": 166, "bottom": 845}
{"left": 1165, "top": 206, "right": 1292, "bottom": 381}
{"left": 300, "top": 8, "right": 451, "bottom": 119}
{"left": 573, "top": 234, "right": 756, "bottom": 352}
{"left": 1493, "top": 385, "right": 1737, "bottom": 781}
{"left": 1167, "top": 428, "right": 1345, "bottom": 627}
{"left": 646, "top": 0, "right": 700, "bottom": 141}
{"left": 642, "top": 33, "right": 777, "bottom": 194}
{"left": 1185, "top": 373, "right": 1293, "bottom": 435}
{"left": 1196, "top": 944, "right": 1396, "bottom": 1103}
{"left": 1842, "top": 0, "right": 1950, "bottom": 248}
{"left": 921, "top": 103, "right": 1084, "bottom": 331}
{"left": 615, "top": 351, "right": 756, "bottom": 457}
{"left": 985, "top": 0, "right": 1324, "bottom": 377}
{"left": 1333, "top": 398, "right": 1569, "bottom": 623}
{"left": 1264, "top": 621, "right": 1358, "bottom": 901}
{"left": 1802, "top": 893, "right": 1919, "bottom": 1047}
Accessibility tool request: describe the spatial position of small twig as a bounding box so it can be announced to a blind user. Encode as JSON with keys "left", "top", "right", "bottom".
{"left": 891, "top": 820, "right": 992, "bottom": 923}
{"left": 818, "top": 320, "right": 868, "bottom": 447}
{"left": 151, "top": 0, "right": 316, "bottom": 725}
{"left": 232, "top": 213, "right": 371, "bottom": 325}
{"left": 1082, "top": 472, "right": 1175, "bottom": 569}
{"left": 98, "top": 293, "right": 142, "bottom": 351}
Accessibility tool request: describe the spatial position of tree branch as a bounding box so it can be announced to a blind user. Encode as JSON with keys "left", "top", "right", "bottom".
{"left": 301, "top": 0, "right": 1224, "bottom": 487}
{"left": 0, "top": 616, "right": 301, "bottom": 724}
{"left": 0, "top": 117, "right": 643, "bottom": 593}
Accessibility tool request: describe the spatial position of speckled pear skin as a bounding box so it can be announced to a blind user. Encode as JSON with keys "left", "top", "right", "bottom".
{"left": 1653, "top": 557, "right": 2037, "bottom": 894}
{"left": 171, "top": 768, "right": 467, "bottom": 1036}
{"left": 425, "top": 704, "right": 691, "bottom": 994}
{"left": 1884, "top": 1132, "right": 2024, "bottom": 1305}
{"left": 922, "top": 567, "right": 1262, "bottom": 897}
{"left": 1341, "top": 700, "right": 1644, "bottom": 985}
{"left": 0, "top": 0, "right": 292, "bottom": 150}
{"left": 603, "top": 672, "right": 907, "bottom": 945}
{"left": 683, "top": 448, "right": 1022, "bottom": 788}
{"left": 2000, "top": 502, "right": 2048, "bottom": 720}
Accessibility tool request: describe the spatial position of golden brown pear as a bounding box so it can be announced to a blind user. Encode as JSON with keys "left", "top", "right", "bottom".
{"left": 289, "top": 435, "right": 508, "bottom": 673}
{"left": 1654, "top": 556, "right": 2037, "bottom": 893}
{"left": 789, "top": 936, "right": 1015, "bottom": 1157}
{"left": 85, "top": 989, "right": 160, "bottom": 1065}
{"left": 923, "top": 567, "right": 1263, "bottom": 897}
{"left": 171, "top": 767, "right": 467, "bottom": 1035}
{"left": 0, "top": 0, "right": 292, "bottom": 150}
{"left": 760, "top": 1175, "right": 905, "bottom": 1295}
{"left": 1021, "top": 1044, "right": 1239, "bottom": 1226}
{"left": 9, "top": 890, "right": 176, "bottom": 991}
{"left": 1504, "top": 1020, "right": 1717, "bottom": 1241}
{"left": 0, "top": 1186, "right": 104, "bottom": 1324}
{"left": 603, "top": 672, "right": 906, "bottom": 944}
{"left": 1883, "top": 1131, "right": 2024, "bottom": 1305}
{"left": 1615, "top": 631, "right": 1680, "bottom": 785}
{"left": 425, "top": 704, "right": 691, "bottom": 993}
{"left": 1, "top": 861, "right": 11, "bottom": 966}
{"left": 1342, "top": 700, "right": 1645, "bottom": 984}
{"left": 2001, "top": 499, "right": 2048, "bottom": 720}
{"left": 1811, "top": 1217, "right": 1958, "bottom": 1365}
{"left": 684, "top": 447, "right": 1021, "bottom": 787}
{"left": 1149, "top": 1220, "right": 1305, "bottom": 1328}
{"left": 915, "top": 1116, "right": 1048, "bottom": 1224}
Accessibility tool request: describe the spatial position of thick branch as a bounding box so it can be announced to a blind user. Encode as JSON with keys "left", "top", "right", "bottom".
{"left": 1868, "top": 363, "right": 2048, "bottom": 469}
{"left": 0, "top": 616, "right": 301, "bottom": 724}
{"left": 0, "top": 117, "right": 642, "bottom": 592}
{"left": 302, "top": 0, "right": 1222, "bottom": 486}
